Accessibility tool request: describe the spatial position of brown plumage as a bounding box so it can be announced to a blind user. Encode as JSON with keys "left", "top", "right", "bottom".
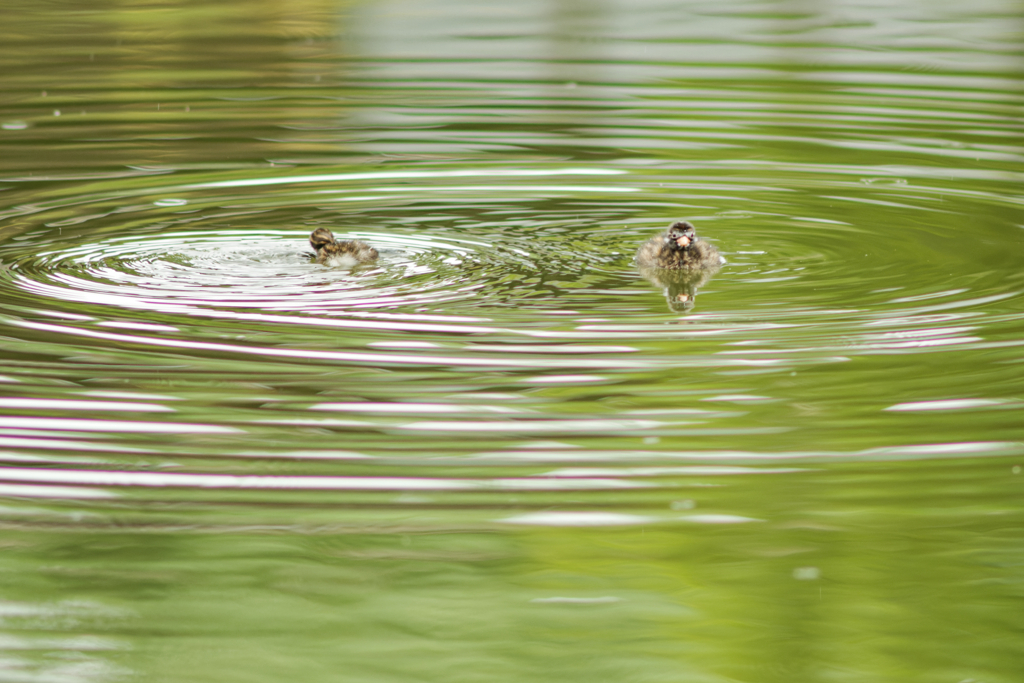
{"left": 635, "top": 221, "right": 723, "bottom": 271}
{"left": 636, "top": 221, "right": 724, "bottom": 311}
{"left": 309, "top": 228, "right": 378, "bottom": 267}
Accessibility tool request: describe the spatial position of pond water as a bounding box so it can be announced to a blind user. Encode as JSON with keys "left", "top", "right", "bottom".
{"left": 1, "top": 0, "right": 1023, "bottom": 681}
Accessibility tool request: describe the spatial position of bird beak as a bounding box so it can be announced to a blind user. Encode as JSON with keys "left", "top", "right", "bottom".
{"left": 675, "top": 234, "right": 691, "bottom": 248}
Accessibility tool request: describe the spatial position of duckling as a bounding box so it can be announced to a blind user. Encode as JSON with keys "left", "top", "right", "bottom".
{"left": 635, "top": 220, "right": 724, "bottom": 271}
{"left": 636, "top": 221, "right": 724, "bottom": 312}
{"left": 309, "top": 227, "right": 378, "bottom": 267}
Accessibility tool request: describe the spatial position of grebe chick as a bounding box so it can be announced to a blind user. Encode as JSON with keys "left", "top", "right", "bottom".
{"left": 309, "top": 227, "right": 378, "bottom": 267}
{"left": 635, "top": 221, "right": 724, "bottom": 271}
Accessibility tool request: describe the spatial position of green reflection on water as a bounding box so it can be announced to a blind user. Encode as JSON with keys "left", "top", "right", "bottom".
{"left": 2, "top": 0, "right": 1024, "bottom": 681}
{"left": 2, "top": 459, "right": 1023, "bottom": 682}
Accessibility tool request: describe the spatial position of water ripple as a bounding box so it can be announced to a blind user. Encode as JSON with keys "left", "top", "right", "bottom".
{"left": 0, "top": 14, "right": 1022, "bottom": 522}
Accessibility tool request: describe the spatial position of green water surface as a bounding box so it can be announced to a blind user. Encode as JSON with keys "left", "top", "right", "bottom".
{"left": 1, "top": 0, "right": 1023, "bottom": 681}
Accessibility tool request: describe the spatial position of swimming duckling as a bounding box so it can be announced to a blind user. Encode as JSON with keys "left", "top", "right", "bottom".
{"left": 635, "top": 221, "right": 724, "bottom": 270}
{"left": 636, "top": 221, "right": 724, "bottom": 312}
{"left": 309, "top": 227, "right": 378, "bottom": 267}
